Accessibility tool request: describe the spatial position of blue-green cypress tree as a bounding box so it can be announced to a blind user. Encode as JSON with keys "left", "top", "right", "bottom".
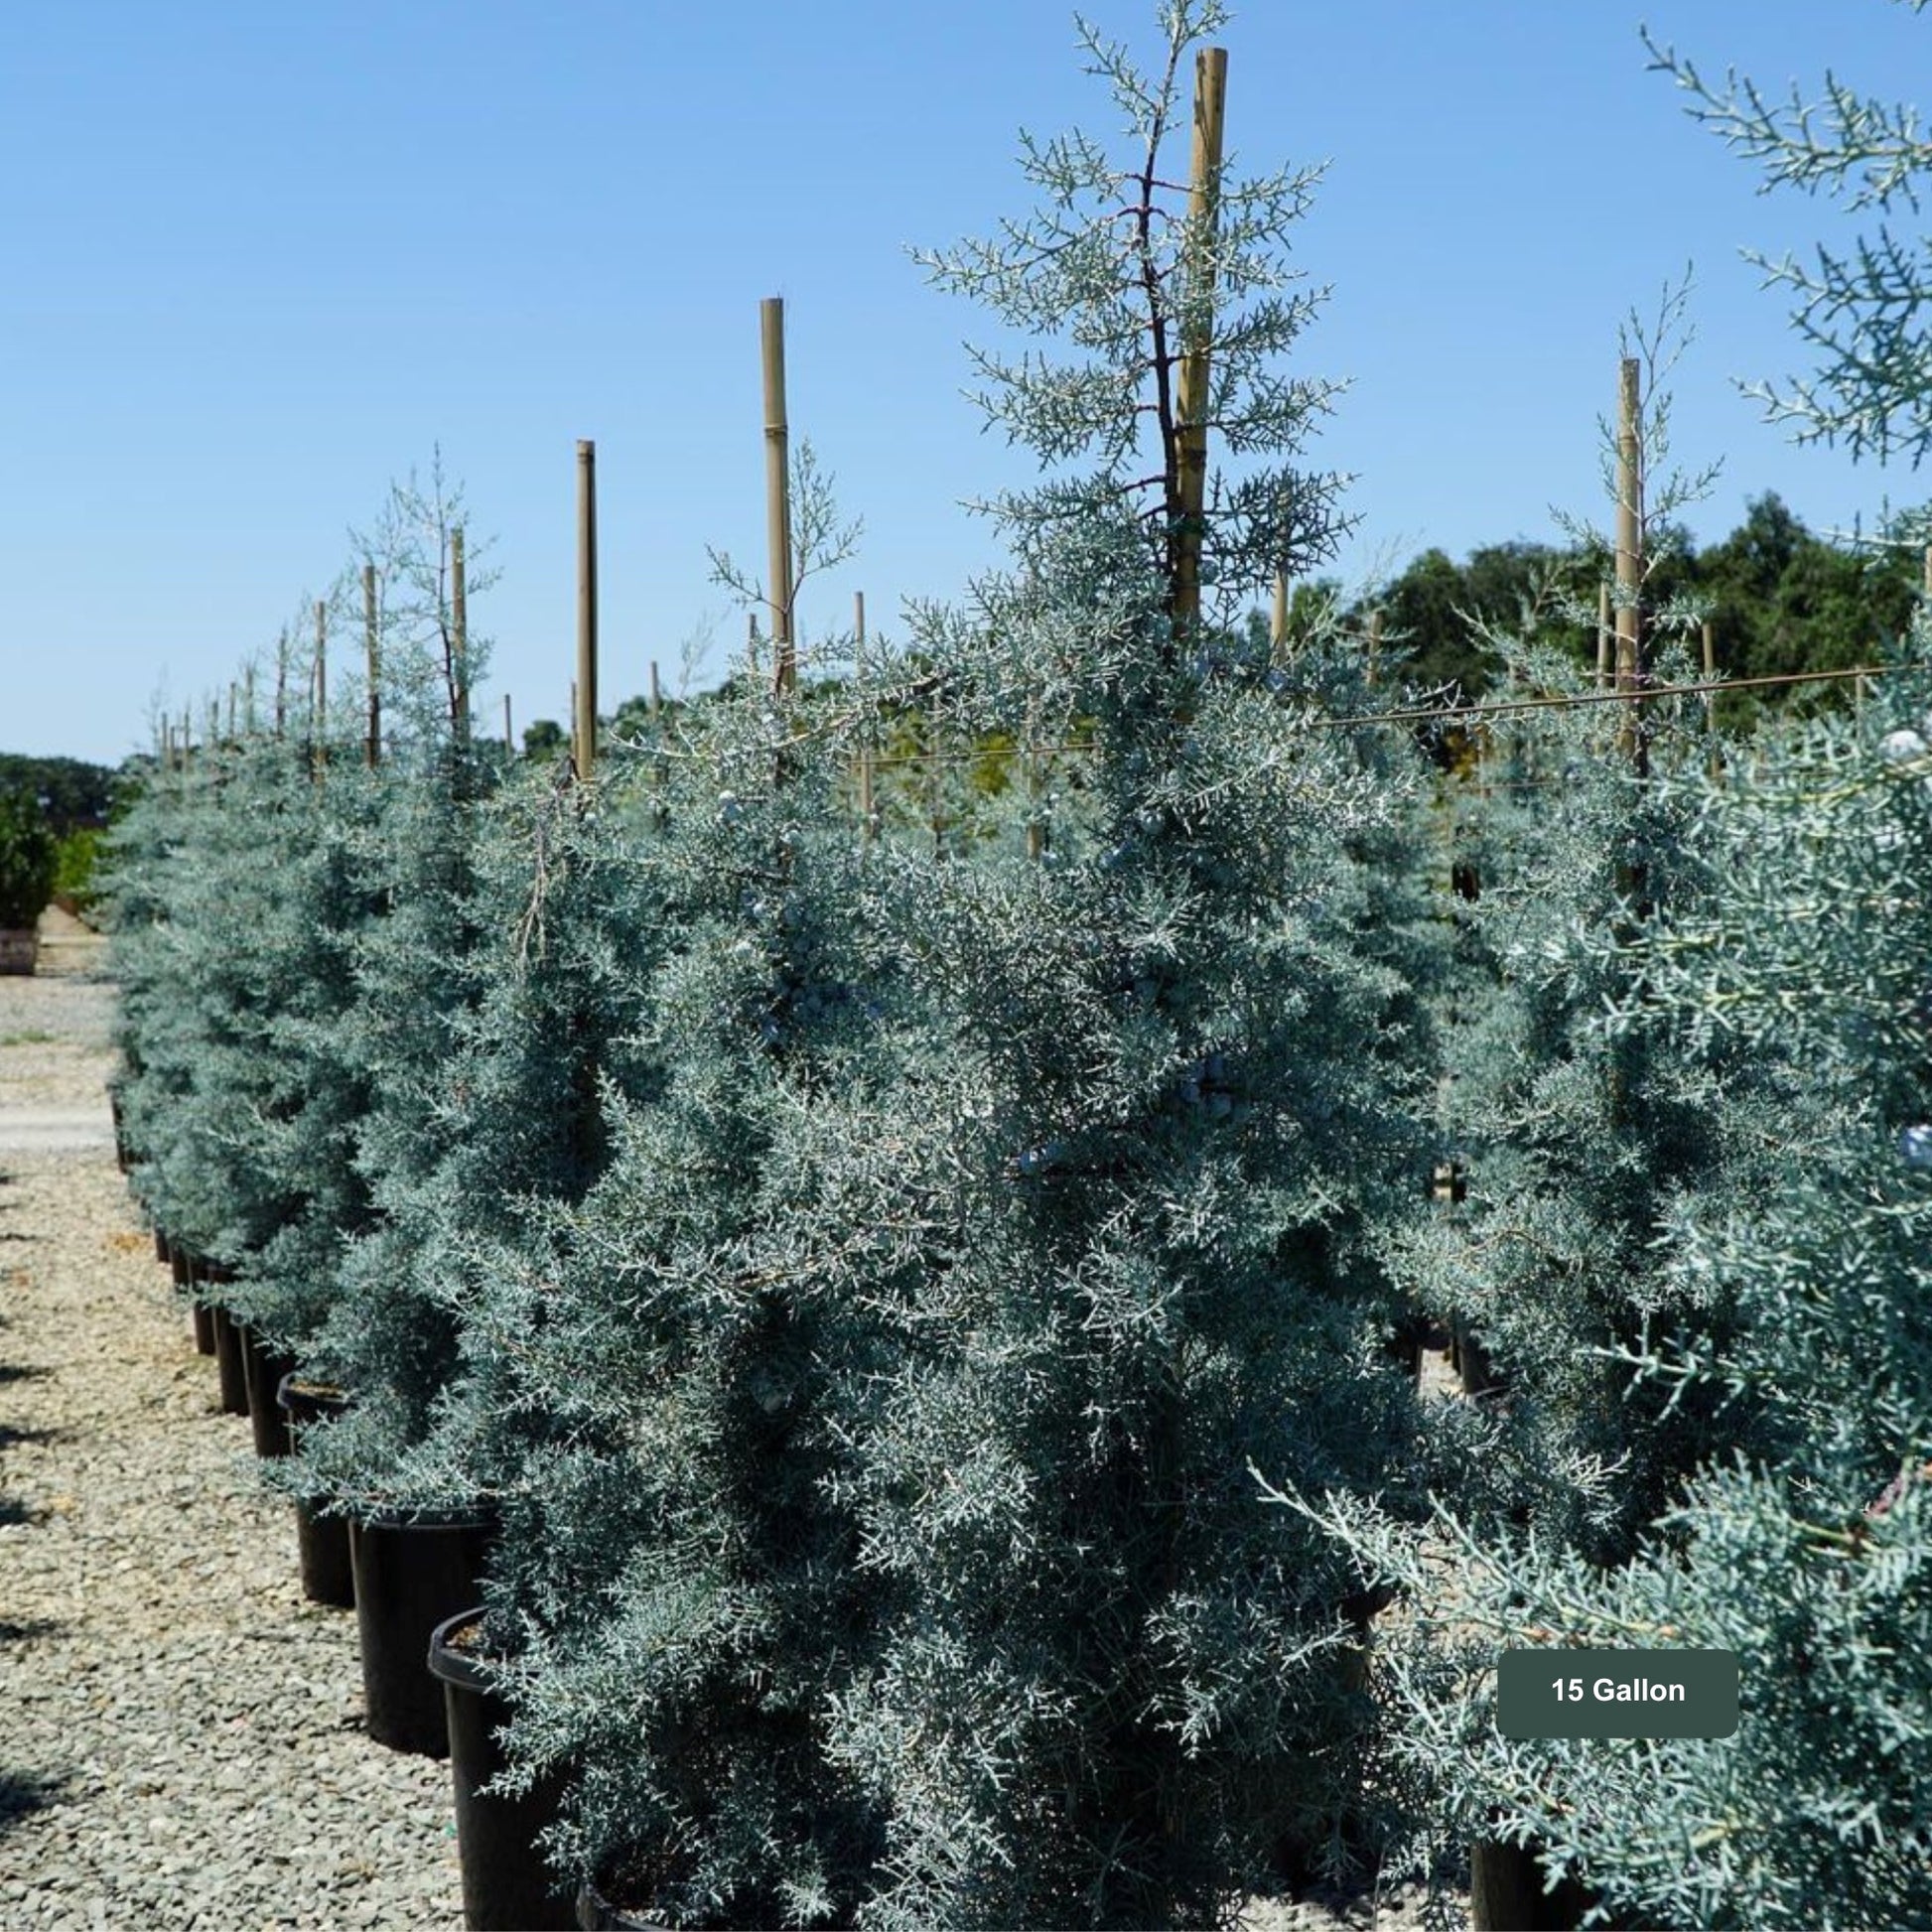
{"left": 792, "top": 9, "right": 1449, "bottom": 1922}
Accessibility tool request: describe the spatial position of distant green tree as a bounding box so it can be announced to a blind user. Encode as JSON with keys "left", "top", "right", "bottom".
{"left": 522, "top": 719, "right": 566, "bottom": 759}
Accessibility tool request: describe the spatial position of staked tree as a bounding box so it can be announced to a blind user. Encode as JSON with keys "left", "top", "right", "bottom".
{"left": 804, "top": 7, "right": 1450, "bottom": 1924}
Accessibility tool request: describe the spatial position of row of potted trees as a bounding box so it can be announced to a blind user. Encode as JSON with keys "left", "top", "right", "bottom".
{"left": 93, "top": 6, "right": 1932, "bottom": 1924}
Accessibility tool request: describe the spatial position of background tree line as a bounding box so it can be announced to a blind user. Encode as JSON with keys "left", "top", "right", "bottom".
{"left": 1285, "top": 490, "right": 1924, "bottom": 761}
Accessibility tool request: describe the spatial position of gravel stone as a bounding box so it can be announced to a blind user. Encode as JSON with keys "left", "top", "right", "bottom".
{"left": 0, "top": 918, "right": 1452, "bottom": 1931}
{"left": 0, "top": 931, "right": 467, "bottom": 1929}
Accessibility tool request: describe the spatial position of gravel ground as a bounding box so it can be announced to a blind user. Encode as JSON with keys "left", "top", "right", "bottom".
{"left": 0, "top": 925, "right": 466, "bottom": 1930}
{"left": 0, "top": 917, "right": 1448, "bottom": 1931}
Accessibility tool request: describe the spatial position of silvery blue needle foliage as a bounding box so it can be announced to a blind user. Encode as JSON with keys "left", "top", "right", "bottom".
{"left": 779, "top": 7, "right": 1447, "bottom": 1923}
{"left": 265, "top": 478, "right": 523, "bottom": 1510}
{"left": 104, "top": 655, "right": 384, "bottom": 1296}
{"left": 309, "top": 740, "right": 682, "bottom": 1532}
{"left": 1645, "top": 0, "right": 1932, "bottom": 466}
{"left": 1397, "top": 631, "right": 1817, "bottom": 1564}
{"left": 470, "top": 631, "right": 919, "bottom": 1928}
{"left": 1291, "top": 640, "right": 1932, "bottom": 1925}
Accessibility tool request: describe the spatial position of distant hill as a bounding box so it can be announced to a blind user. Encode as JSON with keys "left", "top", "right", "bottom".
{"left": 0, "top": 754, "right": 123, "bottom": 831}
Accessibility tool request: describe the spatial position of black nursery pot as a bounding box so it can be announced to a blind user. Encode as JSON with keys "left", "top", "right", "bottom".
{"left": 208, "top": 1305, "right": 250, "bottom": 1417}
{"left": 153, "top": 1226, "right": 170, "bottom": 1267}
{"left": 348, "top": 1510, "right": 495, "bottom": 1757}
{"left": 427, "top": 1609, "right": 575, "bottom": 1930}
{"left": 240, "top": 1331, "right": 298, "bottom": 1458}
{"left": 576, "top": 1877, "right": 674, "bottom": 1931}
{"left": 276, "top": 1374, "right": 354, "bottom": 1609}
{"left": 191, "top": 1302, "right": 215, "bottom": 1356}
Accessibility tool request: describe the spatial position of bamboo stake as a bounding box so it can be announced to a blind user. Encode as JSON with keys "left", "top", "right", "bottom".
{"left": 451, "top": 527, "right": 470, "bottom": 750}
{"left": 1703, "top": 617, "right": 1721, "bottom": 782}
{"left": 761, "top": 298, "right": 796, "bottom": 695}
{"left": 314, "top": 600, "right": 328, "bottom": 771}
{"left": 1271, "top": 570, "right": 1288, "bottom": 663}
{"left": 576, "top": 442, "right": 598, "bottom": 780}
{"left": 1596, "top": 581, "right": 1612, "bottom": 692}
{"left": 1614, "top": 356, "right": 1644, "bottom": 775}
{"left": 856, "top": 592, "right": 876, "bottom": 843}
{"left": 1172, "top": 46, "right": 1228, "bottom": 637}
{"left": 503, "top": 693, "right": 513, "bottom": 755}
{"left": 1026, "top": 693, "right": 1046, "bottom": 863}
{"left": 364, "top": 563, "right": 380, "bottom": 768}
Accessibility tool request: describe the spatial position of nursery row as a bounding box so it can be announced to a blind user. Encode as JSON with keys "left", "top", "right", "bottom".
{"left": 102, "top": 470, "right": 1932, "bottom": 1930}
{"left": 98, "top": 6, "right": 1932, "bottom": 1921}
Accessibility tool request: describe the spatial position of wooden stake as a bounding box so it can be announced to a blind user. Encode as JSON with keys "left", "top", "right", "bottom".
{"left": 1026, "top": 694, "right": 1046, "bottom": 863}
{"left": 451, "top": 528, "right": 470, "bottom": 748}
{"left": 244, "top": 663, "right": 256, "bottom": 738}
{"left": 1596, "top": 581, "right": 1611, "bottom": 692}
{"left": 576, "top": 442, "right": 598, "bottom": 780}
{"left": 761, "top": 298, "right": 796, "bottom": 694}
{"left": 1271, "top": 570, "right": 1288, "bottom": 662}
{"left": 1367, "top": 609, "right": 1382, "bottom": 688}
{"left": 364, "top": 563, "right": 380, "bottom": 768}
{"left": 1172, "top": 46, "right": 1228, "bottom": 637}
{"left": 1703, "top": 617, "right": 1721, "bottom": 780}
{"left": 315, "top": 600, "right": 328, "bottom": 770}
{"left": 855, "top": 592, "right": 876, "bottom": 843}
{"left": 503, "top": 692, "right": 513, "bottom": 754}
{"left": 1614, "top": 356, "right": 1644, "bottom": 774}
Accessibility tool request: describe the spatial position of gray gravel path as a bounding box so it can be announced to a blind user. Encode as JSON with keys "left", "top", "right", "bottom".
{"left": 0, "top": 937, "right": 466, "bottom": 1930}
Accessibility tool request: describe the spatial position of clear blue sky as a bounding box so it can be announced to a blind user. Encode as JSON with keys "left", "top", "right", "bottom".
{"left": 4, "top": 0, "right": 1926, "bottom": 765}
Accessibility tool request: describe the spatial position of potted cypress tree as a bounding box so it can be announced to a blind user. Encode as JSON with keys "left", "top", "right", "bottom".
{"left": 803, "top": 8, "right": 1446, "bottom": 1921}
{"left": 429, "top": 456, "right": 912, "bottom": 1923}
{"left": 1304, "top": 657, "right": 1932, "bottom": 1926}
{"left": 0, "top": 786, "right": 59, "bottom": 973}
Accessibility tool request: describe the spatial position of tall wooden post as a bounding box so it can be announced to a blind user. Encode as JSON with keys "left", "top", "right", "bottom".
{"left": 1702, "top": 617, "right": 1721, "bottom": 781}
{"left": 855, "top": 592, "right": 877, "bottom": 842}
{"left": 364, "top": 563, "right": 381, "bottom": 768}
{"left": 503, "top": 693, "right": 513, "bottom": 754}
{"left": 761, "top": 298, "right": 796, "bottom": 695}
{"left": 451, "top": 527, "right": 470, "bottom": 750}
{"left": 314, "top": 600, "right": 328, "bottom": 769}
{"left": 1173, "top": 46, "right": 1228, "bottom": 638}
{"left": 1614, "top": 356, "right": 1644, "bottom": 775}
{"left": 576, "top": 442, "right": 598, "bottom": 781}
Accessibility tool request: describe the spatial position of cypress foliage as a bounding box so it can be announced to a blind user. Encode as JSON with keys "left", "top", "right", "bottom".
{"left": 782, "top": 8, "right": 1447, "bottom": 1922}
{"left": 1299, "top": 638, "right": 1932, "bottom": 1923}
{"left": 468, "top": 624, "right": 911, "bottom": 1926}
